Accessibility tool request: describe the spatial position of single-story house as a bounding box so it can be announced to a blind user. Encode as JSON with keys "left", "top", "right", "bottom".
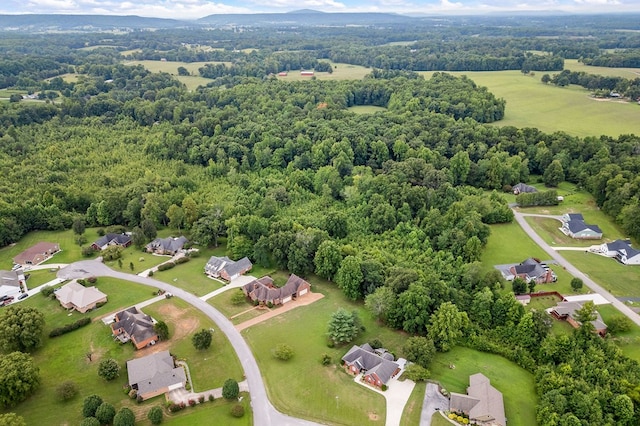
{"left": 111, "top": 307, "right": 158, "bottom": 349}
{"left": 55, "top": 281, "right": 107, "bottom": 313}
{"left": 597, "top": 239, "right": 640, "bottom": 265}
{"left": 146, "top": 236, "right": 188, "bottom": 255}
{"left": 549, "top": 301, "right": 607, "bottom": 336}
{"left": 205, "top": 256, "right": 253, "bottom": 281}
{"left": 341, "top": 343, "right": 400, "bottom": 389}
{"left": 512, "top": 183, "right": 537, "bottom": 195}
{"left": 509, "top": 258, "right": 556, "bottom": 284}
{"left": 127, "top": 350, "right": 186, "bottom": 400}
{"left": 13, "top": 242, "right": 60, "bottom": 266}
{"left": 91, "top": 233, "right": 132, "bottom": 251}
{"left": 560, "top": 213, "right": 602, "bottom": 239}
{"left": 242, "top": 274, "right": 311, "bottom": 306}
{"left": 0, "top": 270, "right": 24, "bottom": 299}
{"left": 450, "top": 373, "right": 506, "bottom": 426}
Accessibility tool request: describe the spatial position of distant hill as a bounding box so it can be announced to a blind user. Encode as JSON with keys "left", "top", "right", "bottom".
{"left": 197, "top": 11, "right": 416, "bottom": 27}
{"left": 0, "top": 14, "right": 190, "bottom": 31}
{"left": 287, "top": 9, "right": 326, "bottom": 14}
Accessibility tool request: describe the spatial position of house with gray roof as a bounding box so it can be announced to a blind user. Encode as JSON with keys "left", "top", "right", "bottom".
{"left": 146, "top": 236, "right": 188, "bottom": 255}
{"left": 205, "top": 256, "right": 253, "bottom": 281}
{"left": 0, "top": 270, "right": 24, "bottom": 299}
{"left": 91, "top": 233, "right": 132, "bottom": 251}
{"left": 341, "top": 343, "right": 400, "bottom": 388}
{"left": 111, "top": 307, "right": 158, "bottom": 349}
{"left": 561, "top": 213, "right": 602, "bottom": 239}
{"left": 242, "top": 274, "right": 311, "bottom": 306}
{"left": 127, "top": 350, "right": 186, "bottom": 400}
{"left": 597, "top": 239, "right": 640, "bottom": 265}
{"left": 513, "top": 183, "right": 537, "bottom": 195}
{"left": 55, "top": 281, "right": 107, "bottom": 313}
{"left": 509, "top": 258, "right": 556, "bottom": 284}
{"left": 450, "top": 373, "right": 506, "bottom": 426}
{"left": 550, "top": 301, "right": 608, "bottom": 336}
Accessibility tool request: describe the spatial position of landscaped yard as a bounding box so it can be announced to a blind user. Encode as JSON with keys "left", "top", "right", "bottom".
{"left": 430, "top": 347, "right": 537, "bottom": 426}
{"left": 561, "top": 251, "right": 640, "bottom": 297}
{"left": 429, "top": 411, "right": 453, "bottom": 426}
{"left": 151, "top": 251, "right": 226, "bottom": 297}
{"left": 161, "top": 392, "right": 252, "bottom": 425}
{"left": 525, "top": 217, "right": 594, "bottom": 248}
{"left": 242, "top": 275, "right": 410, "bottom": 425}
{"left": 597, "top": 304, "right": 640, "bottom": 362}
{"left": 208, "top": 290, "right": 271, "bottom": 325}
{"left": 400, "top": 382, "right": 426, "bottom": 426}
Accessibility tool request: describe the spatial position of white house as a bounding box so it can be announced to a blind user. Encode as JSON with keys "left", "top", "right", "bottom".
{"left": 0, "top": 270, "right": 24, "bottom": 299}
{"left": 561, "top": 213, "right": 602, "bottom": 240}
{"left": 598, "top": 240, "right": 640, "bottom": 265}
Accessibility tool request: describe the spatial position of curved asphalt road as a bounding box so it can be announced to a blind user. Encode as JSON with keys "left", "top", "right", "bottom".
{"left": 57, "top": 260, "right": 320, "bottom": 426}
{"left": 513, "top": 210, "right": 640, "bottom": 327}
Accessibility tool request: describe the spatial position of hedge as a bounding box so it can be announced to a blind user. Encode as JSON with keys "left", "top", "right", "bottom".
{"left": 49, "top": 317, "right": 92, "bottom": 338}
{"left": 157, "top": 262, "right": 176, "bottom": 271}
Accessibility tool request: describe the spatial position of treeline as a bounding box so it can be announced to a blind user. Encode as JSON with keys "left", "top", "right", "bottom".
{"left": 583, "top": 49, "right": 640, "bottom": 68}
{"left": 543, "top": 69, "right": 640, "bottom": 100}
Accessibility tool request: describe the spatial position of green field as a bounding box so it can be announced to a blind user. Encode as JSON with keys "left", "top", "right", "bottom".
{"left": 430, "top": 347, "right": 537, "bottom": 426}
{"left": 400, "top": 382, "right": 425, "bottom": 426}
{"left": 276, "top": 62, "right": 371, "bottom": 81}
{"left": 421, "top": 70, "right": 640, "bottom": 137}
{"left": 162, "top": 392, "right": 252, "bottom": 426}
{"left": 123, "top": 60, "right": 231, "bottom": 75}
{"left": 242, "top": 275, "right": 412, "bottom": 425}
{"left": 348, "top": 105, "right": 388, "bottom": 114}
{"left": 561, "top": 251, "right": 640, "bottom": 297}
{"left": 564, "top": 59, "right": 640, "bottom": 79}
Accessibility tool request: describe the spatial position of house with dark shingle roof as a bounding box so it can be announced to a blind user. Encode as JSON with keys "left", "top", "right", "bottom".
{"left": 91, "top": 233, "right": 132, "bottom": 251}
{"left": 450, "top": 373, "right": 506, "bottom": 426}
{"left": 561, "top": 213, "right": 602, "bottom": 239}
{"left": 127, "top": 350, "right": 186, "bottom": 400}
{"left": 13, "top": 242, "right": 60, "bottom": 266}
{"left": 146, "top": 236, "right": 188, "bottom": 255}
{"left": 242, "top": 274, "right": 310, "bottom": 305}
{"left": 549, "top": 301, "right": 607, "bottom": 336}
{"left": 513, "top": 183, "right": 537, "bottom": 195}
{"left": 509, "top": 258, "right": 556, "bottom": 284}
{"left": 204, "top": 256, "right": 253, "bottom": 281}
{"left": 598, "top": 239, "right": 640, "bottom": 265}
{"left": 341, "top": 343, "right": 400, "bottom": 388}
{"left": 111, "top": 307, "right": 158, "bottom": 349}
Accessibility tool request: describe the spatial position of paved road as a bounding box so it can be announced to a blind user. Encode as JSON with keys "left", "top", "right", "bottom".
{"left": 57, "top": 260, "right": 320, "bottom": 426}
{"left": 420, "top": 383, "right": 449, "bottom": 425}
{"left": 512, "top": 210, "right": 640, "bottom": 327}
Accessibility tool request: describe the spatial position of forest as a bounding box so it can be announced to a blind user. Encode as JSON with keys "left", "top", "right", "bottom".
{"left": 1, "top": 17, "right": 640, "bottom": 424}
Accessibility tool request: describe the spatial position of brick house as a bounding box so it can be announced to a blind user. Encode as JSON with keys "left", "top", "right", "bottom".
{"left": 205, "top": 256, "right": 253, "bottom": 281}
{"left": 13, "top": 242, "right": 60, "bottom": 266}
{"left": 341, "top": 343, "right": 400, "bottom": 389}
{"left": 127, "top": 351, "right": 186, "bottom": 400}
{"left": 242, "top": 274, "right": 311, "bottom": 305}
{"left": 91, "top": 233, "right": 132, "bottom": 251}
{"left": 111, "top": 307, "right": 158, "bottom": 349}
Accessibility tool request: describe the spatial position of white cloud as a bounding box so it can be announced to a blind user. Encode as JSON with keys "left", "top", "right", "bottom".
{"left": 247, "top": 0, "right": 347, "bottom": 11}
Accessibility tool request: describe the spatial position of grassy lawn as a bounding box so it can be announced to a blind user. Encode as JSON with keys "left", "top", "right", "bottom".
{"left": 525, "top": 217, "right": 593, "bottom": 248}
{"left": 151, "top": 254, "right": 225, "bottom": 297}
{"left": 142, "top": 298, "right": 244, "bottom": 390}
{"left": 242, "top": 275, "right": 411, "bottom": 425}
{"left": 162, "top": 392, "right": 251, "bottom": 426}
{"left": 563, "top": 59, "right": 640, "bottom": 79}
{"left": 208, "top": 290, "right": 272, "bottom": 325}
{"left": 420, "top": 70, "right": 640, "bottom": 138}
{"left": 276, "top": 62, "right": 371, "bottom": 81}
{"left": 348, "top": 105, "right": 388, "bottom": 114}
{"left": 176, "top": 75, "right": 215, "bottom": 90}
{"left": 598, "top": 303, "right": 640, "bottom": 361}
{"left": 430, "top": 346, "right": 537, "bottom": 426}
{"left": 430, "top": 412, "right": 452, "bottom": 426}
{"left": 123, "top": 60, "right": 231, "bottom": 75}
{"left": 5, "top": 280, "right": 243, "bottom": 425}
{"left": 561, "top": 251, "right": 640, "bottom": 297}
{"left": 400, "top": 382, "right": 425, "bottom": 426}
{"left": 24, "top": 268, "right": 59, "bottom": 289}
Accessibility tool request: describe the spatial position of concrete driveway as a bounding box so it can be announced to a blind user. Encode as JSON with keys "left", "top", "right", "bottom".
{"left": 420, "top": 383, "right": 449, "bottom": 425}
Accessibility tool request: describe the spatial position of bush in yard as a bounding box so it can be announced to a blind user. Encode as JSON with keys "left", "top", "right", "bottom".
{"left": 321, "top": 353, "right": 332, "bottom": 366}
{"left": 147, "top": 406, "right": 163, "bottom": 425}
{"left": 113, "top": 407, "right": 135, "bottom": 426}
{"left": 208, "top": 394, "right": 214, "bottom": 402}
{"left": 230, "top": 290, "right": 246, "bottom": 305}
{"left": 87, "top": 276, "right": 97, "bottom": 284}
{"left": 188, "top": 399, "right": 196, "bottom": 407}
{"left": 381, "top": 384, "right": 388, "bottom": 391}
{"left": 98, "top": 358, "right": 120, "bottom": 381}
{"left": 82, "top": 246, "right": 96, "bottom": 257}
{"left": 266, "top": 301, "right": 274, "bottom": 308}
{"left": 95, "top": 402, "right": 116, "bottom": 425}
{"left": 198, "top": 395, "right": 205, "bottom": 403}
{"left": 222, "top": 379, "right": 239, "bottom": 400}
{"left": 154, "top": 321, "right": 169, "bottom": 340}
{"left": 157, "top": 262, "right": 176, "bottom": 271}
{"left": 273, "top": 343, "right": 294, "bottom": 361}
{"left": 55, "top": 380, "right": 78, "bottom": 401}
{"left": 148, "top": 270, "right": 154, "bottom": 276}
{"left": 0, "top": 413, "right": 26, "bottom": 426}
{"left": 80, "top": 418, "right": 100, "bottom": 426}
{"left": 608, "top": 316, "right": 632, "bottom": 335}
{"left": 192, "top": 329, "right": 212, "bottom": 350}
{"left": 82, "top": 394, "right": 103, "bottom": 417}
{"left": 230, "top": 404, "right": 245, "bottom": 418}
{"left": 370, "top": 338, "right": 383, "bottom": 349}
{"left": 0, "top": 352, "right": 41, "bottom": 407}
{"left": 403, "top": 364, "right": 430, "bottom": 382}
{"left": 175, "top": 256, "right": 190, "bottom": 264}
{"left": 101, "top": 245, "right": 123, "bottom": 261}
{"left": 49, "top": 317, "right": 92, "bottom": 338}
{"left": 571, "top": 278, "right": 583, "bottom": 292}
{"left": 40, "top": 285, "right": 54, "bottom": 298}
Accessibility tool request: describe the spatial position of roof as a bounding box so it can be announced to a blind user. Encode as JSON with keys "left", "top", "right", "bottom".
{"left": 13, "top": 242, "right": 58, "bottom": 264}
{"left": 112, "top": 307, "right": 156, "bottom": 343}
{"left": 565, "top": 213, "right": 584, "bottom": 221}
{"left": 0, "top": 271, "right": 21, "bottom": 288}
{"left": 341, "top": 344, "right": 399, "bottom": 385}
{"left": 513, "top": 258, "right": 547, "bottom": 278}
{"left": 467, "top": 373, "right": 506, "bottom": 425}
{"left": 93, "top": 233, "right": 131, "bottom": 248}
{"left": 563, "top": 294, "right": 609, "bottom": 306}
{"left": 56, "top": 281, "right": 107, "bottom": 309}
{"left": 146, "top": 236, "right": 188, "bottom": 253}
{"left": 127, "top": 350, "right": 186, "bottom": 396}
{"left": 513, "top": 183, "right": 537, "bottom": 193}
{"left": 243, "top": 274, "right": 309, "bottom": 302}
{"left": 206, "top": 256, "right": 252, "bottom": 278}
{"left": 566, "top": 220, "right": 602, "bottom": 234}
{"left": 606, "top": 239, "right": 640, "bottom": 260}
{"left": 551, "top": 301, "right": 607, "bottom": 330}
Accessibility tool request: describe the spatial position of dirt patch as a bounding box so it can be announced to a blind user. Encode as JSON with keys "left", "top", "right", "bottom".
{"left": 86, "top": 341, "right": 106, "bottom": 364}
{"left": 368, "top": 412, "right": 379, "bottom": 421}
{"left": 133, "top": 303, "right": 200, "bottom": 358}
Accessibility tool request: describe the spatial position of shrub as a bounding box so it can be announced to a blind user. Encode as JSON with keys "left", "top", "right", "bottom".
{"left": 147, "top": 406, "right": 163, "bottom": 425}
{"left": 266, "top": 301, "right": 274, "bottom": 308}
{"left": 40, "top": 285, "right": 54, "bottom": 297}
{"left": 370, "top": 338, "right": 383, "bottom": 349}
{"left": 49, "top": 317, "right": 92, "bottom": 338}
{"left": 381, "top": 384, "right": 388, "bottom": 391}
{"left": 95, "top": 301, "right": 107, "bottom": 309}
{"left": 208, "top": 394, "right": 215, "bottom": 402}
{"left": 55, "top": 380, "right": 78, "bottom": 401}
{"left": 273, "top": 343, "right": 294, "bottom": 361}
{"left": 80, "top": 418, "right": 100, "bottom": 426}
{"left": 192, "top": 329, "right": 213, "bottom": 350}
{"left": 222, "top": 379, "right": 239, "bottom": 400}
{"left": 95, "top": 402, "right": 116, "bottom": 425}
{"left": 101, "top": 245, "right": 123, "bottom": 261}
{"left": 97, "top": 229, "right": 105, "bottom": 236}
{"left": 321, "top": 353, "right": 332, "bottom": 366}
{"left": 82, "top": 394, "right": 103, "bottom": 418}
{"left": 230, "top": 290, "right": 247, "bottom": 305}
{"left": 157, "top": 262, "right": 176, "bottom": 271}
{"left": 403, "top": 364, "right": 430, "bottom": 382}
{"left": 198, "top": 395, "right": 205, "bottom": 403}
{"left": 87, "top": 276, "right": 97, "bottom": 284}
{"left": 175, "top": 256, "right": 190, "bottom": 264}
{"left": 137, "top": 395, "right": 144, "bottom": 403}
{"left": 113, "top": 407, "right": 135, "bottom": 426}
{"left": 77, "top": 279, "right": 87, "bottom": 286}
{"left": 98, "top": 358, "right": 120, "bottom": 381}
{"left": 230, "top": 404, "right": 245, "bottom": 418}
{"left": 148, "top": 270, "right": 154, "bottom": 276}
{"left": 188, "top": 399, "right": 196, "bottom": 407}
{"left": 81, "top": 246, "right": 96, "bottom": 257}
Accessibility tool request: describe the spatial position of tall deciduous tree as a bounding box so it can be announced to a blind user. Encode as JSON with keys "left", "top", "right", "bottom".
{"left": 0, "top": 352, "right": 40, "bottom": 408}
{"left": 365, "top": 286, "right": 395, "bottom": 322}
{"left": 0, "top": 305, "right": 45, "bottom": 352}
{"left": 314, "top": 240, "right": 343, "bottom": 281}
{"left": 82, "top": 394, "right": 103, "bottom": 418}
{"left": 97, "top": 359, "right": 120, "bottom": 381}
{"left": 543, "top": 159, "right": 565, "bottom": 187}
{"left": 327, "top": 308, "right": 361, "bottom": 345}
{"left": 428, "top": 302, "right": 469, "bottom": 352}
{"left": 166, "top": 204, "right": 185, "bottom": 230}
{"left": 192, "top": 329, "right": 212, "bottom": 350}
{"left": 335, "top": 256, "right": 364, "bottom": 301}
{"left": 72, "top": 218, "right": 86, "bottom": 235}
{"left": 403, "top": 336, "right": 436, "bottom": 368}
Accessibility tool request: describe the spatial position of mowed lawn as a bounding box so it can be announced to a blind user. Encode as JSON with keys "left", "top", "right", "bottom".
{"left": 162, "top": 392, "right": 252, "bottom": 426}
{"left": 276, "top": 62, "right": 371, "bottom": 81}
{"left": 561, "top": 251, "right": 640, "bottom": 297}
{"left": 242, "top": 276, "right": 411, "bottom": 425}
{"left": 151, "top": 249, "right": 227, "bottom": 297}
{"left": 430, "top": 347, "right": 537, "bottom": 426}
{"left": 348, "top": 105, "right": 388, "bottom": 114}
{"left": 420, "top": 70, "right": 640, "bottom": 137}
{"left": 400, "top": 382, "right": 426, "bottom": 426}
{"left": 564, "top": 58, "right": 640, "bottom": 79}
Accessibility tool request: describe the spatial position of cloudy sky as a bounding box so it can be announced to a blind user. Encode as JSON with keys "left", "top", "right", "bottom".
{"left": 1, "top": 0, "right": 637, "bottom": 20}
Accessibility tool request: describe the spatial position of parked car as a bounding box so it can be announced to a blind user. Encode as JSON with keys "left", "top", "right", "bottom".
{"left": 18, "top": 293, "right": 28, "bottom": 300}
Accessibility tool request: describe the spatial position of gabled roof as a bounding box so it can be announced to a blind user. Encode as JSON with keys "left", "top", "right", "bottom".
{"left": 606, "top": 239, "right": 640, "bottom": 260}
{"left": 566, "top": 220, "right": 602, "bottom": 234}
{"left": 56, "top": 281, "right": 106, "bottom": 308}
{"left": 467, "top": 373, "right": 506, "bottom": 425}
{"left": 127, "top": 350, "right": 186, "bottom": 396}
{"left": 0, "top": 271, "right": 21, "bottom": 288}
{"left": 93, "top": 233, "right": 131, "bottom": 248}
{"left": 243, "top": 274, "right": 309, "bottom": 303}
{"left": 551, "top": 301, "right": 607, "bottom": 331}
{"left": 513, "top": 183, "right": 537, "bottom": 193}
{"left": 147, "top": 236, "right": 188, "bottom": 253}
{"left": 565, "top": 213, "right": 584, "bottom": 221}
{"left": 341, "top": 344, "right": 399, "bottom": 385}
{"left": 112, "top": 307, "right": 156, "bottom": 343}
{"left": 513, "top": 258, "right": 547, "bottom": 278}
{"left": 206, "top": 256, "right": 252, "bottom": 278}
{"left": 13, "top": 242, "right": 59, "bottom": 264}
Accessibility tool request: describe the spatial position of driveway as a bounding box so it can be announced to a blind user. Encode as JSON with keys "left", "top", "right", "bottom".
{"left": 420, "top": 383, "right": 449, "bottom": 425}
{"left": 512, "top": 210, "right": 640, "bottom": 326}
{"left": 57, "top": 260, "right": 320, "bottom": 426}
